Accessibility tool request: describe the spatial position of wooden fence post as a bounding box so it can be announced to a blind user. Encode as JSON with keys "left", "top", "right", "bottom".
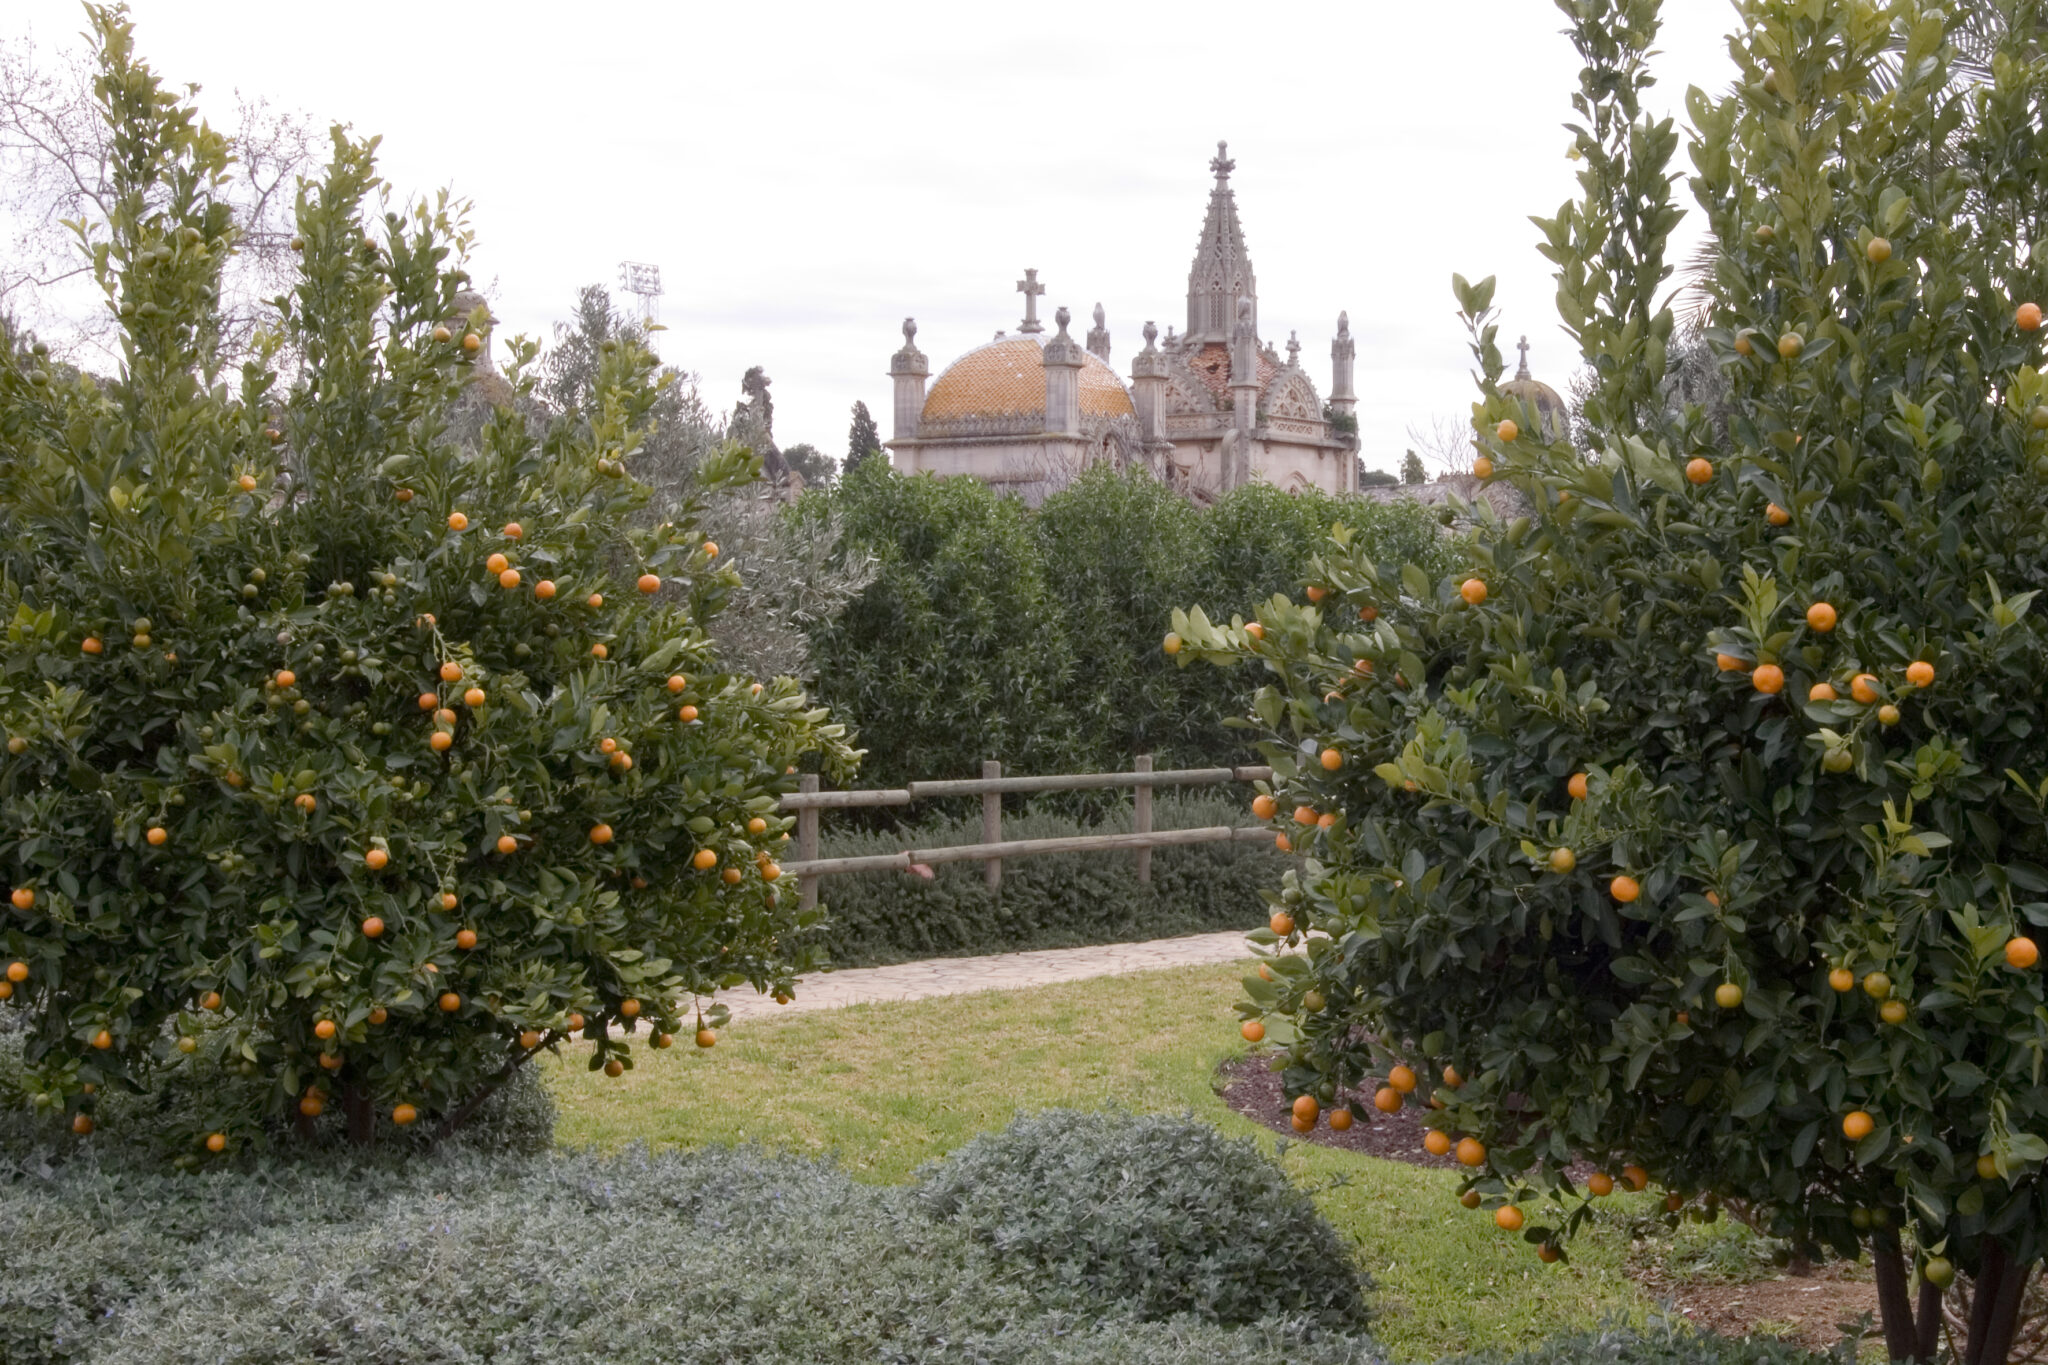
{"left": 983, "top": 759, "right": 1002, "bottom": 893}
{"left": 797, "top": 774, "right": 820, "bottom": 912}
{"left": 1134, "top": 754, "right": 1153, "bottom": 885}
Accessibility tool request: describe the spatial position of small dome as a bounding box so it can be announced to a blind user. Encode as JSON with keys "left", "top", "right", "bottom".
{"left": 921, "top": 336, "right": 1135, "bottom": 432}
{"left": 1502, "top": 336, "right": 1568, "bottom": 440}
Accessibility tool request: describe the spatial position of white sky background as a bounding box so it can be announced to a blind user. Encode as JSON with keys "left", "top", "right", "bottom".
{"left": 7, "top": 0, "right": 1742, "bottom": 473}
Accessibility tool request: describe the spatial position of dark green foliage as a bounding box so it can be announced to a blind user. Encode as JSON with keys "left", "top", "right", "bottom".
{"left": 782, "top": 441, "right": 835, "bottom": 487}
{"left": 0, "top": 1113, "right": 1385, "bottom": 1365}
{"left": 805, "top": 462, "right": 1449, "bottom": 788}
{"left": 1400, "top": 450, "right": 1428, "bottom": 484}
{"left": 916, "top": 1108, "right": 1374, "bottom": 1332}
{"left": 1437, "top": 1321, "right": 1846, "bottom": 1365}
{"left": 812, "top": 792, "right": 1281, "bottom": 967}
{"left": 1358, "top": 464, "right": 1400, "bottom": 488}
{"left": 800, "top": 457, "right": 1080, "bottom": 783}
{"left": 845, "top": 399, "right": 883, "bottom": 473}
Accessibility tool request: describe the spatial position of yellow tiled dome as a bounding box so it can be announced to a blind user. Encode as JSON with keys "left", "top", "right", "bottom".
{"left": 921, "top": 337, "right": 1135, "bottom": 427}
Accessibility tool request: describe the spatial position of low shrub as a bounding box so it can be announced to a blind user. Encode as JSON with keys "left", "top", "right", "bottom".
{"left": 915, "top": 1109, "right": 1373, "bottom": 1332}
{"left": 1436, "top": 1321, "right": 1850, "bottom": 1365}
{"left": 812, "top": 791, "right": 1280, "bottom": 967}
{"left": 1, "top": 1111, "right": 1382, "bottom": 1365}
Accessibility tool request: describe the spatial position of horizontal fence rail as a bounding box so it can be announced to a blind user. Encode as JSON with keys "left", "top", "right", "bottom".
{"left": 781, "top": 759, "right": 1274, "bottom": 910}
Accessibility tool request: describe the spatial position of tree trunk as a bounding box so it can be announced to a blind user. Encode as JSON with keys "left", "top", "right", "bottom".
{"left": 1966, "top": 1241, "right": 2009, "bottom": 1365}
{"left": 1979, "top": 1254, "right": 2034, "bottom": 1365}
{"left": 1872, "top": 1227, "right": 1919, "bottom": 1364}
{"left": 1914, "top": 1276, "right": 1944, "bottom": 1364}
{"left": 341, "top": 1081, "right": 374, "bottom": 1147}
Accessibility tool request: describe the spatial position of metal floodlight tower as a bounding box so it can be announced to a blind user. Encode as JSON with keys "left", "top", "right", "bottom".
{"left": 618, "top": 261, "right": 663, "bottom": 324}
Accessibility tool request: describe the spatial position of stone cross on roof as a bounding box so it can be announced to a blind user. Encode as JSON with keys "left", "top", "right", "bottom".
{"left": 1516, "top": 335, "right": 1532, "bottom": 380}
{"left": 1210, "top": 140, "right": 1234, "bottom": 184}
{"left": 1017, "top": 268, "right": 1046, "bottom": 334}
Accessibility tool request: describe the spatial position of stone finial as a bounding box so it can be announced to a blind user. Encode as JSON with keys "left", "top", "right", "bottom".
{"left": 1516, "top": 334, "right": 1533, "bottom": 380}
{"left": 1017, "top": 268, "right": 1046, "bottom": 334}
{"left": 1055, "top": 305, "right": 1072, "bottom": 335}
{"left": 1235, "top": 296, "right": 1253, "bottom": 325}
{"left": 1338, "top": 310, "right": 1351, "bottom": 339}
{"left": 1141, "top": 320, "right": 1159, "bottom": 352}
{"left": 1210, "top": 139, "right": 1235, "bottom": 184}
{"left": 890, "top": 316, "right": 928, "bottom": 377}
{"left": 1286, "top": 331, "right": 1300, "bottom": 368}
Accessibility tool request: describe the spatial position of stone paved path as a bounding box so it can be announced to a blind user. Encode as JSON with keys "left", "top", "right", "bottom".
{"left": 712, "top": 929, "right": 1254, "bottom": 1022}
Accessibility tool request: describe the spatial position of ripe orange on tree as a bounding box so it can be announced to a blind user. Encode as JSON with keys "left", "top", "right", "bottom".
{"left": 695, "top": 1028, "right": 717, "bottom": 1048}
{"left": 10, "top": 888, "right": 32, "bottom": 910}
{"left": 1844, "top": 1110, "right": 1875, "bottom": 1142}
{"left": 1270, "top": 911, "right": 1295, "bottom": 936}
{"left": 1685, "top": 457, "right": 1714, "bottom": 484}
{"left": 1587, "top": 1172, "right": 1615, "bottom": 1197}
{"left": 2019, "top": 301, "right": 2044, "bottom": 332}
{"left": 1424, "top": 1130, "right": 1453, "bottom": 1156}
{"left": 1906, "top": 660, "right": 1935, "bottom": 688}
{"left": 1241, "top": 1019, "right": 1266, "bottom": 1043}
{"left": 1622, "top": 1167, "right": 1648, "bottom": 1193}
{"left": 1568, "top": 772, "right": 1589, "bottom": 800}
{"left": 1460, "top": 578, "right": 1488, "bottom": 605}
{"left": 1374, "top": 1086, "right": 1403, "bottom": 1113}
{"left": 1610, "top": 875, "right": 1640, "bottom": 904}
{"left": 1495, "top": 1205, "right": 1525, "bottom": 1231}
{"left": 1810, "top": 682, "right": 1838, "bottom": 702}
{"left": 2007, "top": 937, "right": 2040, "bottom": 969}
{"left": 1328, "top": 1107, "right": 1353, "bottom": 1131}
{"left": 1456, "top": 1137, "right": 1487, "bottom": 1167}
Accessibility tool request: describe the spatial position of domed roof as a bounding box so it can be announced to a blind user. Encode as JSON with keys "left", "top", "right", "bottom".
{"left": 921, "top": 336, "right": 1135, "bottom": 431}
{"left": 1502, "top": 336, "right": 1568, "bottom": 440}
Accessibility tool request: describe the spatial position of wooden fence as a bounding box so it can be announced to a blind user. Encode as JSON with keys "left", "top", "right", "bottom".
{"left": 780, "top": 757, "right": 1275, "bottom": 910}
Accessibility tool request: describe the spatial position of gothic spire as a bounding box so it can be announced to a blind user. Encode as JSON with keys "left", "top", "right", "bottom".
{"left": 1185, "top": 140, "right": 1257, "bottom": 347}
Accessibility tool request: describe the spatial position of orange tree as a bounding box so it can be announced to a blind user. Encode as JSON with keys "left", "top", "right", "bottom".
{"left": 0, "top": 9, "right": 855, "bottom": 1150}
{"left": 1173, "top": 2, "right": 2048, "bottom": 1361}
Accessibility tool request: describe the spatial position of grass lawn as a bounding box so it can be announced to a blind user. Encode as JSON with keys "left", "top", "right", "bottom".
{"left": 542, "top": 960, "right": 1708, "bottom": 1362}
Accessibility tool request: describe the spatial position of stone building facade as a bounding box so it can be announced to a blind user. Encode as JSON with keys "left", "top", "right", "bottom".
{"left": 885, "top": 143, "right": 1358, "bottom": 503}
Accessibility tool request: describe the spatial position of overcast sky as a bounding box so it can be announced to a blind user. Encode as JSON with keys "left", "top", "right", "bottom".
{"left": 9, "top": 0, "right": 1741, "bottom": 474}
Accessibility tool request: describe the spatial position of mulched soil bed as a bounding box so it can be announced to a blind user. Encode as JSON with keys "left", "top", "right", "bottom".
{"left": 1217, "top": 1051, "right": 1593, "bottom": 1179}
{"left": 1218, "top": 1050, "right": 1464, "bottom": 1168}
{"left": 1648, "top": 1265, "right": 1879, "bottom": 1356}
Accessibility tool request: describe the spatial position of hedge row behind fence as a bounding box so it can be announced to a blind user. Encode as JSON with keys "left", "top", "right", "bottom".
{"left": 798, "top": 462, "right": 1453, "bottom": 791}
{"left": 810, "top": 791, "right": 1283, "bottom": 967}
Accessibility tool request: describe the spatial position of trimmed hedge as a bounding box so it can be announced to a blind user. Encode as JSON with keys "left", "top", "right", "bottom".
{"left": 811, "top": 791, "right": 1281, "bottom": 967}
{"left": 802, "top": 462, "right": 1454, "bottom": 789}
{"left": 2, "top": 1109, "right": 1384, "bottom": 1365}
{"left": 916, "top": 1109, "right": 1372, "bottom": 1331}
